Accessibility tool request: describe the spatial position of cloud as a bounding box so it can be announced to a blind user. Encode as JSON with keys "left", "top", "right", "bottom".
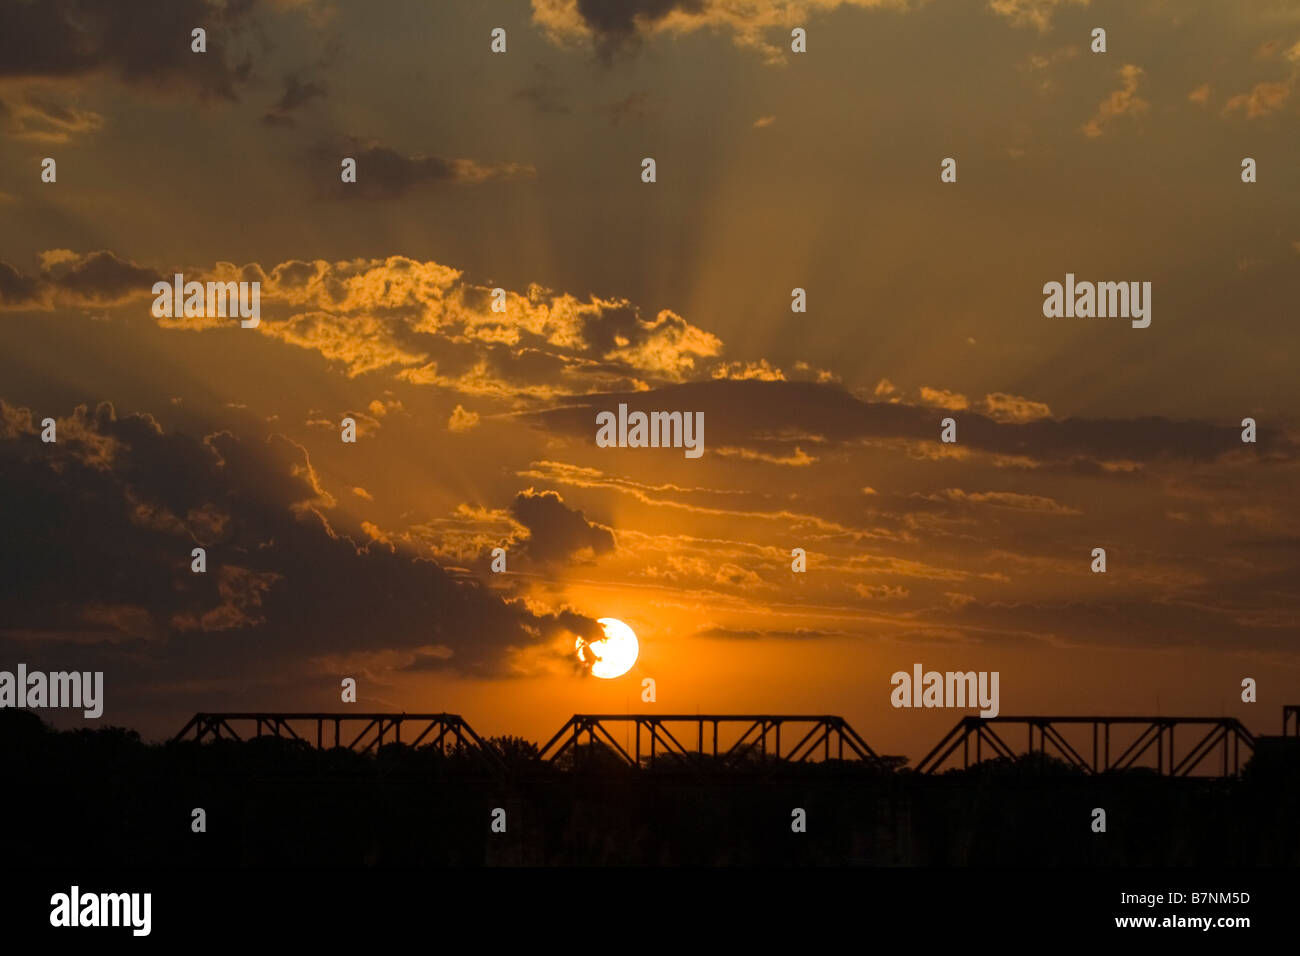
{"left": 929, "top": 488, "right": 1081, "bottom": 515}
{"left": 693, "top": 626, "right": 831, "bottom": 640}
{"left": 11, "top": 249, "right": 1291, "bottom": 482}
{"left": 853, "top": 583, "right": 909, "bottom": 600}
{"left": 447, "top": 405, "right": 480, "bottom": 432}
{"left": 526, "top": 379, "right": 1296, "bottom": 466}
{"left": 7, "top": 250, "right": 722, "bottom": 400}
{"left": 0, "top": 250, "right": 161, "bottom": 309}
{"left": 597, "top": 307, "right": 723, "bottom": 378}
{"left": 1222, "top": 79, "right": 1291, "bottom": 118}
{"left": 980, "top": 392, "right": 1052, "bottom": 424}
{"left": 752, "top": 115, "right": 776, "bottom": 128}
{"left": 0, "top": 90, "right": 104, "bottom": 142}
{"left": 509, "top": 489, "right": 615, "bottom": 564}
{"left": 715, "top": 445, "right": 817, "bottom": 466}
{"left": 0, "top": 0, "right": 258, "bottom": 101}
{"left": 531, "top": 0, "right": 908, "bottom": 62}
{"left": 1082, "top": 64, "right": 1149, "bottom": 138}
{"left": 518, "top": 458, "right": 864, "bottom": 536}
{"left": 322, "top": 138, "right": 536, "bottom": 199}
{"left": 0, "top": 400, "right": 596, "bottom": 680}
{"left": 1019, "top": 45, "right": 1080, "bottom": 94}
{"left": 1187, "top": 83, "right": 1211, "bottom": 105}
{"left": 712, "top": 359, "right": 784, "bottom": 382}
{"left": 919, "top": 386, "right": 969, "bottom": 411}
{"left": 988, "top": 0, "right": 1088, "bottom": 32}
{"left": 261, "top": 73, "right": 328, "bottom": 126}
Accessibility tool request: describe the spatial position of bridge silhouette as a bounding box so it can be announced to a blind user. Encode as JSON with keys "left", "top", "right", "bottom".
{"left": 172, "top": 706, "right": 1299, "bottom": 778}
{"left": 172, "top": 712, "right": 505, "bottom": 770}
{"left": 536, "top": 714, "right": 878, "bottom": 766}
{"left": 913, "top": 715, "right": 1256, "bottom": 776}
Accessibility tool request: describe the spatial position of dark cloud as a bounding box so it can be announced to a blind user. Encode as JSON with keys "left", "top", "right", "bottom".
{"left": 274, "top": 73, "right": 327, "bottom": 112}
{"left": 0, "top": 251, "right": 162, "bottom": 309}
{"left": 575, "top": 0, "right": 695, "bottom": 36}
{"left": 7, "top": 248, "right": 721, "bottom": 396}
{"left": 261, "top": 73, "right": 327, "bottom": 126}
{"left": 0, "top": 0, "right": 258, "bottom": 100}
{"left": 527, "top": 380, "right": 1296, "bottom": 465}
{"left": 0, "top": 260, "right": 41, "bottom": 305}
{"left": 0, "top": 402, "right": 596, "bottom": 691}
{"left": 574, "top": 0, "right": 705, "bottom": 58}
{"left": 510, "top": 489, "right": 614, "bottom": 564}
{"left": 47, "top": 250, "right": 161, "bottom": 303}
{"left": 319, "top": 138, "right": 536, "bottom": 199}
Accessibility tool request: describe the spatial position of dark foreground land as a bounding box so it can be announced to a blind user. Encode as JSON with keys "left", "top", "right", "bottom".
{"left": 5, "top": 711, "right": 1298, "bottom": 867}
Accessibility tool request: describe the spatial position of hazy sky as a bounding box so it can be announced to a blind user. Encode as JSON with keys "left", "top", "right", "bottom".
{"left": 1, "top": 0, "right": 1298, "bottom": 760}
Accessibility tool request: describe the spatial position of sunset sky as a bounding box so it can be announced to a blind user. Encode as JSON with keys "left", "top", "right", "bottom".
{"left": 1, "top": 0, "right": 1298, "bottom": 762}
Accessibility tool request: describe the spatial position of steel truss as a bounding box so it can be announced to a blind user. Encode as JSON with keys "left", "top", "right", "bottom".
{"left": 536, "top": 714, "right": 878, "bottom": 767}
{"left": 915, "top": 715, "right": 1256, "bottom": 777}
{"left": 173, "top": 711, "right": 1278, "bottom": 777}
{"left": 172, "top": 712, "right": 499, "bottom": 762}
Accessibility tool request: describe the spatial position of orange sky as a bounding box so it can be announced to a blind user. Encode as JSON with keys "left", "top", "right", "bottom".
{"left": 1, "top": 0, "right": 1298, "bottom": 761}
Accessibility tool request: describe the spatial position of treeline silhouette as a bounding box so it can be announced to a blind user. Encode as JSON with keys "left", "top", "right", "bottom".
{"left": 4, "top": 710, "right": 1297, "bottom": 866}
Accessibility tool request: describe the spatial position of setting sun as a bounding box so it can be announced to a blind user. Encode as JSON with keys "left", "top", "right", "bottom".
{"left": 577, "top": 618, "right": 640, "bottom": 679}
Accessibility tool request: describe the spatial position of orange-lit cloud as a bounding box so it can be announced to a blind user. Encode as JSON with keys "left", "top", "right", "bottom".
{"left": 981, "top": 392, "right": 1053, "bottom": 423}
{"left": 448, "top": 404, "right": 481, "bottom": 432}
{"left": 1222, "top": 79, "right": 1292, "bottom": 118}
{"left": 1082, "top": 64, "right": 1148, "bottom": 137}
{"left": 531, "top": 0, "right": 910, "bottom": 62}
{"left": 989, "top": 0, "right": 1089, "bottom": 33}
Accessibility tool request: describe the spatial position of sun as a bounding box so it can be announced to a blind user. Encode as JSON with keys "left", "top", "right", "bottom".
{"left": 576, "top": 618, "right": 640, "bottom": 679}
